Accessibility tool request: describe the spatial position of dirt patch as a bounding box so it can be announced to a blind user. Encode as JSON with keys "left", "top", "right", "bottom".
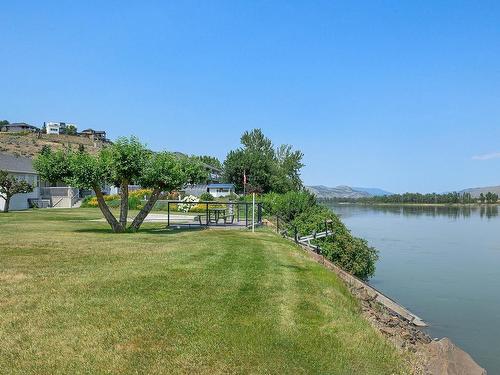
{"left": 0, "top": 272, "right": 28, "bottom": 283}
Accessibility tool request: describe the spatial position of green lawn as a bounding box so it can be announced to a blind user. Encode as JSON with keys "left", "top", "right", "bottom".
{"left": 0, "top": 209, "right": 409, "bottom": 374}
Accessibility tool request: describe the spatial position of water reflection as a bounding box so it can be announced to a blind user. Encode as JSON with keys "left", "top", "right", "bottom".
{"left": 325, "top": 203, "right": 499, "bottom": 219}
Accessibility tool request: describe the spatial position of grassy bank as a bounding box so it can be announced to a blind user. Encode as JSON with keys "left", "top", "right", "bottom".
{"left": 0, "top": 209, "right": 409, "bottom": 374}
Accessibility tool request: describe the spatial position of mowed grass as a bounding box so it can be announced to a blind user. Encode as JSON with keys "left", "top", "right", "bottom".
{"left": 0, "top": 209, "right": 409, "bottom": 374}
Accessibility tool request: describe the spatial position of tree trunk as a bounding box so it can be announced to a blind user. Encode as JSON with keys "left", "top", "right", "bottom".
{"left": 93, "top": 185, "right": 123, "bottom": 232}
{"left": 3, "top": 195, "right": 11, "bottom": 213}
{"left": 129, "top": 188, "right": 161, "bottom": 232}
{"left": 119, "top": 180, "right": 129, "bottom": 229}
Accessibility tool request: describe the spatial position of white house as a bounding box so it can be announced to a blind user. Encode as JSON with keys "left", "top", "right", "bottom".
{"left": 0, "top": 153, "right": 83, "bottom": 210}
{"left": 44, "top": 121, "right": 76, "bottom": 135}
{"left": 207, "top": 183, "right": 235, "bottom": 198}
{"left": 0, "top": 153, "right": 40, "bottom": 211}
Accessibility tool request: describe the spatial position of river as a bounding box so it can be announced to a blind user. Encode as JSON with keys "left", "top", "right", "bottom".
{"left": 326, "top": 203, "right": 500, "bottom": 373}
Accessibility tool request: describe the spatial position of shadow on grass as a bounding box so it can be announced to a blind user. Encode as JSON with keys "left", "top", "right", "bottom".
{"left": 73, "top": 226, "right": 206, "bottom": 235}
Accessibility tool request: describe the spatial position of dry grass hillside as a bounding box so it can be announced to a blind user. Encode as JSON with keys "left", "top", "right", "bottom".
{"left": 0, "top": 132, "right": 108, "bottom": 158}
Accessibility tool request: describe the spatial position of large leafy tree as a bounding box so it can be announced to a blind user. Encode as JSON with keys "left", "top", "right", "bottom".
{"left": 130, "top": 152, "right": 207, "bottom": 231}
{"left": 223, "top": 129, "right": 304, "bottom": 194}
{"left": 34, "top": 137, "right": 206, "bottom": 232}
{"left": 0, "top": 170, "right": 34, "bottom": 212}
{"left": 194, "top": 155, "right": 222, "bottom": 170}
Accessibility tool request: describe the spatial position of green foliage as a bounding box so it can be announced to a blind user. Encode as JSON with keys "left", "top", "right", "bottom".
{"left": 291, "top": 206, "right": 378, "bottom": 280}
{"left": 0, "top": 120, "right": 9, "bottom": 126}
{"left": 63, "top": 125, "right": 78, "bottom": 135}
{"left": 139, "top": 152, "right": 206, "bottom": 191}
{"left": 199, "top": 192, "right": 214, "bottom": 201}
{"left": 194, "top": 155, "right": 222, "bottom": 169}
{"left": 254, "top": 190, "right": 317, "bottom": 222}
{"left": 33, "top": 148, "right": 72, "bottom": 184}
{"left": 102, "top": 136, "right": 149, "bottom": 186}
{"left": 127, "top": 196, "right": 142, "bottom": 210}
{"left": 34, "top": 136, "right": 204, "bottom": 232}
{"left": 223, "top": 129, "right": 304, "bottom": 194}
{"left": 0, "top": 170, "right": 34, "bottom": 212}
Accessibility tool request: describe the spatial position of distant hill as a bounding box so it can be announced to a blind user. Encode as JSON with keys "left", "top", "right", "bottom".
{"left": 459, "top": 185, "right": 500, "bottom": 198}
{"left": 307, "top": 185, "right": 392, "bottom": 199}
{"left": 352, "top": 187, "right": 393, "bottom": 196}
{"left": 0, "top": 132, "right": 108, "bottom": 158}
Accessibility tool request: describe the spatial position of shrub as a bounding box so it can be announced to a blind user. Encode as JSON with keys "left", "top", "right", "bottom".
{"left": 291, "top": 206, "right": 378, "bottom": 280}
{"left": 199, "top": 192, "right": 214, "bottom": 201}
{"left": 128, "top": 196, "right": 142, "bottom": 210}
{"left": 81, "top": 195, "right": 98, "bottom": 208}
{"left": 129, "top": 189, "right": 153, "bottom": 200}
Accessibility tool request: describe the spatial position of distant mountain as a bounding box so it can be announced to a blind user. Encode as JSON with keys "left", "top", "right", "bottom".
{"left": 459, "top": 185, "right": 500, "bottom": 198}
{"left": 306, "top": 185, "right": 392, "bottom": 199}
{"left": 352, "top": 187, "right": 393, "bottom": 196}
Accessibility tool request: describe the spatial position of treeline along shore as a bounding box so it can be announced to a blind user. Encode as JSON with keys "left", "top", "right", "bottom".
{"left": 321, "top": 191, "right": 499, "bottom": 205}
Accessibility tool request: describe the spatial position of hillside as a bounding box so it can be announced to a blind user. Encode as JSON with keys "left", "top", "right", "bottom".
{"left": 460, "top": 185, "right": 500, "bottom": 198}
{"left": 0, "top": 132, "right": 108, "bottom": 158}
{"left": 307, "top": 185, "right": 384, "bottom": 198}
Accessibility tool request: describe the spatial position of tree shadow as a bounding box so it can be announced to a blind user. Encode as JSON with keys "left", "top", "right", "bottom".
{"left": 73, "top": 226, "right": 207, "bottom": 235}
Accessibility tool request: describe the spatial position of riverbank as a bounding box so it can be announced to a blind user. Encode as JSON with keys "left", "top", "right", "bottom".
{"left": 292, "top": 236, "right": 487, "bottom": 374}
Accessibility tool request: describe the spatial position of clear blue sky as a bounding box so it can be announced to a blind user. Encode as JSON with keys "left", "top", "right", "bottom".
{"left": 1, "top": 1, "right": 500, "bottom": 193}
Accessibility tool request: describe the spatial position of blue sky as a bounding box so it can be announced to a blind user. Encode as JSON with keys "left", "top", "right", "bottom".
{"left": 1, "top": 1, "right": 500, "bottom": 193}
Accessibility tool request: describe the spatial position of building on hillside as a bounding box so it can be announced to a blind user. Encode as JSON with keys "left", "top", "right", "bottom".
{"left": 79, "top": 128, "right": 107, "bottom": 141}
{"left": 0, "top": 153, "right": 40, "bottom": 211}
{"left": 0, "top": 153, "right": 83, "bottom": 210}
{"left": 0, "top": 123, "right": 40, "bottom": 133}
{"left": 44, "top": 121, "right": 77, "bottom": 135}
{"left": 207, "top": 183, "right": 235, "bottom": 198}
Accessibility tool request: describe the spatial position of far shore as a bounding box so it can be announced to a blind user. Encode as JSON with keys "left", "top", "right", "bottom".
{"left": 320, "top": 201, "right": 500, "bottom": 207}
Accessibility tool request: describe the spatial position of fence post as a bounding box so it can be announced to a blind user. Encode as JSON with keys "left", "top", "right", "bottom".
{"left": 294, "top": 226, "right": 298, "bottom": 243}
{"left": 276, "top": 216, "right": 279, "bottom": 233}
{"left": 167, "top": 201, "right": 170, "bottom": 227}
{"left": 245, "top": 203, "right": 248, "bottom": 227}
{"left": 206, "top": 202, "right": 209, "bottom": 226}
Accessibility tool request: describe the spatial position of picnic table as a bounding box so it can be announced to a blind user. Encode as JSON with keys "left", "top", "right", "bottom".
{"left": 208, "top": 208, "right": 226, "bottom": 223}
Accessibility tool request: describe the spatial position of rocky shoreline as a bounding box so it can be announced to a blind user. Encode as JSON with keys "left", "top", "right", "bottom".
{"left": 296, "top": 241, "right": 487, "bottom": 375}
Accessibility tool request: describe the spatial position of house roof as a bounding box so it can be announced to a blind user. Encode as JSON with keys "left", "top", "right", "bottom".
{"left": 3, "top": 123, "right": 39, "bottom": 130}
{"left": 207, "top": 183, "right": 234, "bottom": 189}
{"left": 81, "top": 128, "right": 106, "bottom": 134}
{"left": 0, "top": 153, "right": 36, "bottom": 174}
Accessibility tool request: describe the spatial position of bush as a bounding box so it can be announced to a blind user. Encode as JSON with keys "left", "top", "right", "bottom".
{"left": 291, "top": 206, "right": 378, "bottom": 280}
{"left": 199, "top": 192, "right": 214, "bottom": 201}
{"left": 128, "top": 196, "right": 142, "bottom": 210}
{"left": 266, "top": 190, "right": 317, "bottom": 222}
{"left": 129, "top": 189, "right": 153, "bottom": 200}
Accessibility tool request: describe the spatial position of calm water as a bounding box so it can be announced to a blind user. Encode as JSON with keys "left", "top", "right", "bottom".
{"left": 326, "top": 203, "right": 500, "bottom": 373}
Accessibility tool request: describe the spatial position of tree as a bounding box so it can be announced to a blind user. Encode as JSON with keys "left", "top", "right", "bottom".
{"left": 479, "top": 193, "right": 485, "bottom": 203}
{"left": 34, "top": 137, "right": 205, "bottom": 232}
{"left": 0, "top": 170, "right": 34, "bottom": 212}
{"left": 0, "top": 120, "right": 9, "bottom": 126}
{"left": 65, "top": 125, "right": 78, "bottom": 135}
{"left": 223, "top": 129, "right": 304, "bottom": 194}
{"left": 130, "top": 152, "right": 206, "bottom": 231}
{"left": 194, "top": 155, "right": 222, "bottom": 170}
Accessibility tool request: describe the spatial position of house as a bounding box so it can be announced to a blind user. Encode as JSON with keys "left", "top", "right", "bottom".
{"left": 0, "top": 152, "right": 82, "bottom": 210}
{"left": 0, "top": 123, "right": 39, "bottom": 133}
{"left": 207, "top": 183, "right": 235, "bottom": 198}
{"left": 0, "top": 153, "right": 40, "bottom": 211}
{"left": 44, "top": 122, "right": 76, "bottom": 135}
{"left": 79, "top": 128, "right": 107, "bottom": 141}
